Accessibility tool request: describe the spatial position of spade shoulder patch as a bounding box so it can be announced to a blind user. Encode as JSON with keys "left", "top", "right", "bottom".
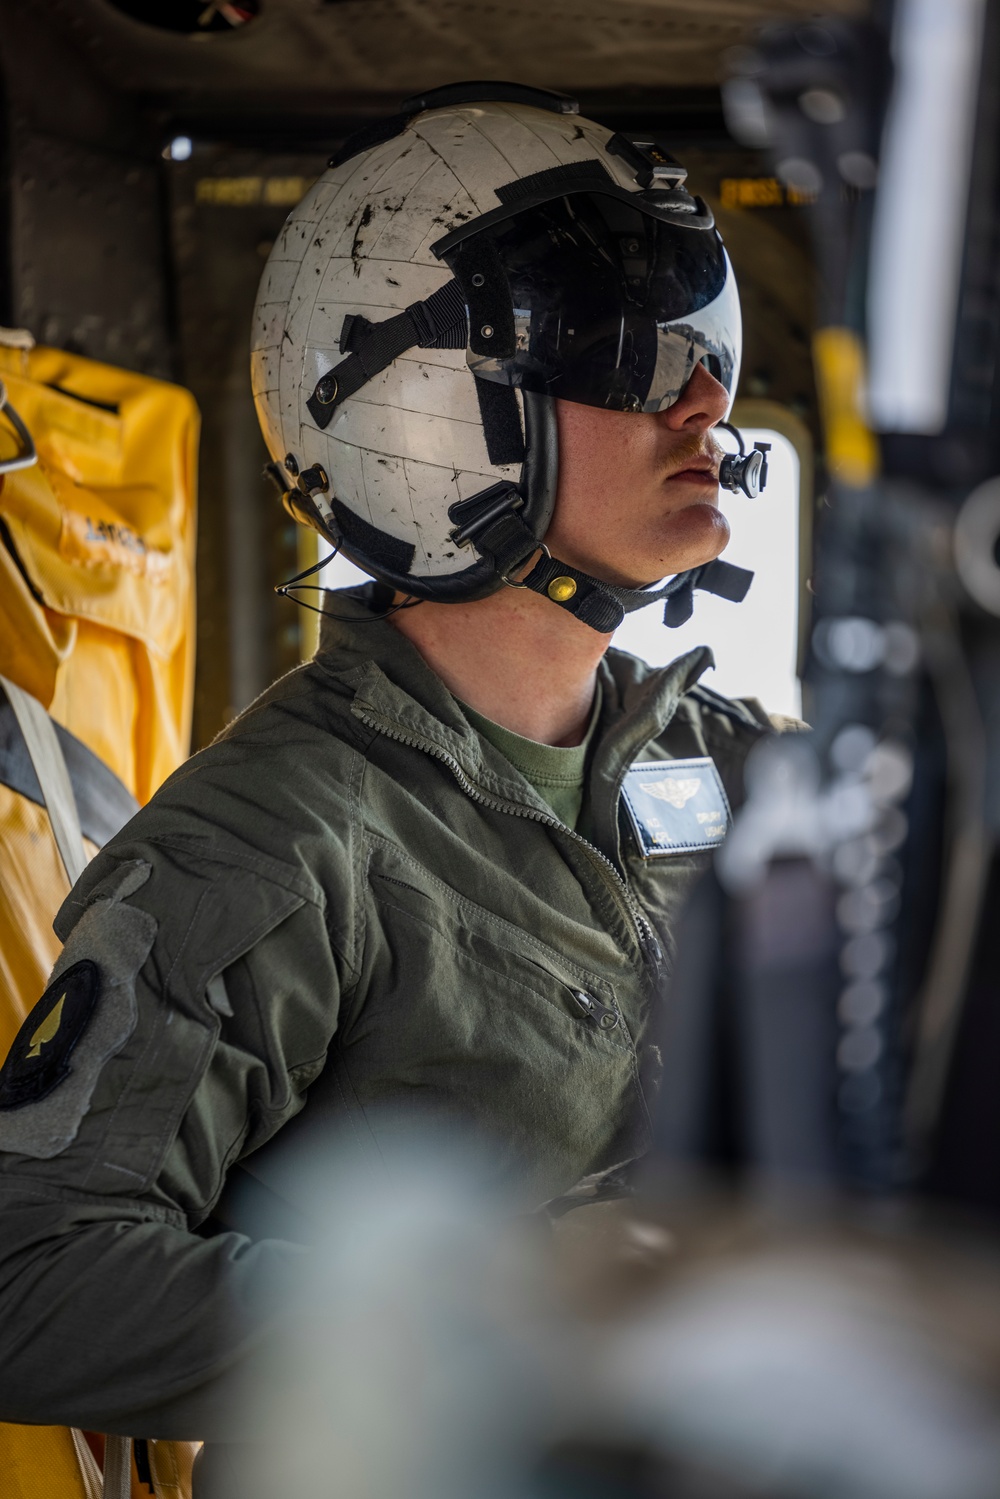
{"left": 0, "top": 861, "right": 153, "bottom": 1159}
{"left": 622, "top": 756, "right": 731, "bottom": 857}
{"left": 0, "top": 961, "right": 100, "bottom": 1109}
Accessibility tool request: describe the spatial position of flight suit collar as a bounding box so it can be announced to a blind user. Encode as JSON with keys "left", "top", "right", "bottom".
{"left": 590, "top": 644, "right": 714, "bottom": 862}
{"left": 316, "top": 584, "right": 714, "bottom": 830}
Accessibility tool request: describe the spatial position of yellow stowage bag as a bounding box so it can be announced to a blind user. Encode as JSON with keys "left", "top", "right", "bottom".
{"left": 0, "top": 345, "right": 200, "bottom": 1498}
{"left": 0, "top": 1425, "right": 100, "bottom": 1498}
{"left": 0, "top": 1426, "right": 199, "bottom": 1499}
{"left": 0, "top": 342, "right": 198, "bottom": 805}
{"left": 0, "top": 342, "right": 198, "bottom": 1023}
{"left": 0, "top": 785, "right": 99, "bottom": 1010}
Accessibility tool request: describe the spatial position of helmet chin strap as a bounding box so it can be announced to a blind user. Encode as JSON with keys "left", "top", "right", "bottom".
{"left": 449, "top": 479, "right": 755, "bottom": 632}
{"left": 511, "top": 417, "right": 769, "bottom": 631}
{"left": 450, "top": 477, "right": 756, "bottom": 634}
{"left": 514, "top": 548, "right": 754, "bottom": 632}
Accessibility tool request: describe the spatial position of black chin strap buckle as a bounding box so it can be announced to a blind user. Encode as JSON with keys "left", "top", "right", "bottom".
{"left": 718, "top": 421, "right": 771, "bottom": 498}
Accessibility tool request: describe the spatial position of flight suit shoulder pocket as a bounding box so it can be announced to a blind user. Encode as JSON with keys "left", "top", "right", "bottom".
{"left": 78, "top": 858, "right": 308, "bottom": 1197}
{"left": 0, "top": 851, "right": 307, "bottom": 1202}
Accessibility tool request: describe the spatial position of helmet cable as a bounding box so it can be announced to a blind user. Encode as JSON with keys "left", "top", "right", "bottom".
{"left": 275, "top": 546, "right": 422, "bottom": 624}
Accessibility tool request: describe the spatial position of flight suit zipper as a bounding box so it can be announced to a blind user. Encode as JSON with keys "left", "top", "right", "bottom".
{"left": 354, "top": 707, "right": 663, "bottom": 972}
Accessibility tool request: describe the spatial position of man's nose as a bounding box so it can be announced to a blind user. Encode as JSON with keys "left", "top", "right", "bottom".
{"left": 659, "top": 361, "right": 731, "bottom": 432}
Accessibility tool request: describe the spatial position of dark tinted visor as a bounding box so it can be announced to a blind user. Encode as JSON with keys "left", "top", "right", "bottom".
{"left": 458, "top": 192, "right": 741, "bottom": 414}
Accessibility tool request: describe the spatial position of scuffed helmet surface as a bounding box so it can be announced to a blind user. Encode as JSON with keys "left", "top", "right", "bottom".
{"left": 251, "top": 103, "right": 638, "bottom": 580}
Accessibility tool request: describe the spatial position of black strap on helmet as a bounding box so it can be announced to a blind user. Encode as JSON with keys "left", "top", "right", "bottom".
{"left": 306, "top": 279, "right": 468, "bottom": 429}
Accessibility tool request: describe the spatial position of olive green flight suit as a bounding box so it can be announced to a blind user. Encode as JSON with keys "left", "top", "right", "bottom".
{"left": 0, "top": 588, "right": 769, "bottom": 1440}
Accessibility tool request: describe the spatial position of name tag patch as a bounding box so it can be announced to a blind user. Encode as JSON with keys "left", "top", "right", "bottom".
{"left": 622, "top": 757, "right": 731, "bottom": 857}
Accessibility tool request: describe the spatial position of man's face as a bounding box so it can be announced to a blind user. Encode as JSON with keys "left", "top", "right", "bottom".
{"left": 545, "top": 363, "right": 732, "bottom": 590}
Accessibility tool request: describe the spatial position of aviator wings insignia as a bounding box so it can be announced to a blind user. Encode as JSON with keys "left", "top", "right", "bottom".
{"left": 621, "top": 757, "right": 732, "bottom": 858}
{"left": 638, "top": 775, "right": 702, "bottom": 809}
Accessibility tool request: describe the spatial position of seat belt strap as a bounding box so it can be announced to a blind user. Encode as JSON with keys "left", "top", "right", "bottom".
{"left": 0, "top": 675, "right": 87, "bottom": 887}
{"left": 69, "top": 1428, "right": 103, "bottom": 1499}
{"left": 102, "top": 1435, "right": 132, "bottom": 1499}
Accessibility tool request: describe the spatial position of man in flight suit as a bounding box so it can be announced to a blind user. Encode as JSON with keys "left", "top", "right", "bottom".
{"left": 0, "top": 86, "right": 778, "bottom": 1461}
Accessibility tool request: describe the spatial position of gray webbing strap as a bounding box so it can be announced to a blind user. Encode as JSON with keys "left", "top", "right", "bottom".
{"left": 0, "top": 675, "right": 87, "bottom": 887}
{"left": 102, "top": 1435, "right": 132, "bottom": 1499}
{"left": 69, "top": 1428, "right": 103, "bottom": 1499}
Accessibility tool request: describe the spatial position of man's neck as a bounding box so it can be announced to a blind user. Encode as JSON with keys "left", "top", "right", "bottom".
{"left": 390, "top": 586, "right": 612, "bottom": 747}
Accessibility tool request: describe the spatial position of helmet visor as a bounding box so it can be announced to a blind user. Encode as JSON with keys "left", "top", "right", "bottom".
{"left": 460, "top": 192, "right": 741, "bottom": 414}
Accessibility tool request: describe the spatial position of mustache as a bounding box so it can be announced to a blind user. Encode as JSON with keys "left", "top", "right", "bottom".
{"left": 662, "top": 432, "right": 724, "bottom": 478}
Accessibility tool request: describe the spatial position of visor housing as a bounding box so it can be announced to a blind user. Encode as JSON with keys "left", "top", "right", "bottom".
{"left": 456, "top": 192, "right": 742, "bottom": 416}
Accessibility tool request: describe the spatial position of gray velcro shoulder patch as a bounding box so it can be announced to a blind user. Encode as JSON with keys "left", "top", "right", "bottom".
{"left": 0, "top": 860, "right": 155, "bottom": 1159}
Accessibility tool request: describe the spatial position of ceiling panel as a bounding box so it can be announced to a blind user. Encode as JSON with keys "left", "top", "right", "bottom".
{"left": 50, "top": 0, "right": 871, "bottom": 97}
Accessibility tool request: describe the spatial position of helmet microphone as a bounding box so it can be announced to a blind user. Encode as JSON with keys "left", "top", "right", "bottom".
{"left": 717, "top": 422, "right": 771, "bottom": 498}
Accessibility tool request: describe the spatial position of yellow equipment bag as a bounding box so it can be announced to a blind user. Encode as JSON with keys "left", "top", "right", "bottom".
{"left": 0, "top": 339, "right": 200, "bottom": 1498}
{"left": 0, "top": 1426, "right": 199, "bottom": 1499}
{"left": 0, "top": 338, "right": 198, "bottom": 1025}
{"left": 0, "top": 339, "right": 198, "bottom": 803}
{"left": 0, "top": 1424, "right": 103, "bottom": 1499}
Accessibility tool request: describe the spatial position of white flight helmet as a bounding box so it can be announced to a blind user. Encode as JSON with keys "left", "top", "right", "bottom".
{"left": 252, "top": 82, "right": 762, "bottom": 631}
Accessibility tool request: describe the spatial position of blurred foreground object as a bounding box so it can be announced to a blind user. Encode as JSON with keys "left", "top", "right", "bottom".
{"left": 660, "top": 3, "right": 1000, "bottom": 1209}
{"left": 230, "top": 1154, "right": 1000, "bottom": 1499}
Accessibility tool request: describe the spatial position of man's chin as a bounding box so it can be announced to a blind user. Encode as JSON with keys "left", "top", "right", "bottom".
{"left": 542, "top": 503, "right": 731, "bottom": 591}
{"left": 643, "top": 502, "right": 731, "bottom": 580}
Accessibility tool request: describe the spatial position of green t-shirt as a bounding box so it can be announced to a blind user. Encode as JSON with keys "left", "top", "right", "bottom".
{"left": 459, "top": 687, "right": 602, "bottom": 830}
